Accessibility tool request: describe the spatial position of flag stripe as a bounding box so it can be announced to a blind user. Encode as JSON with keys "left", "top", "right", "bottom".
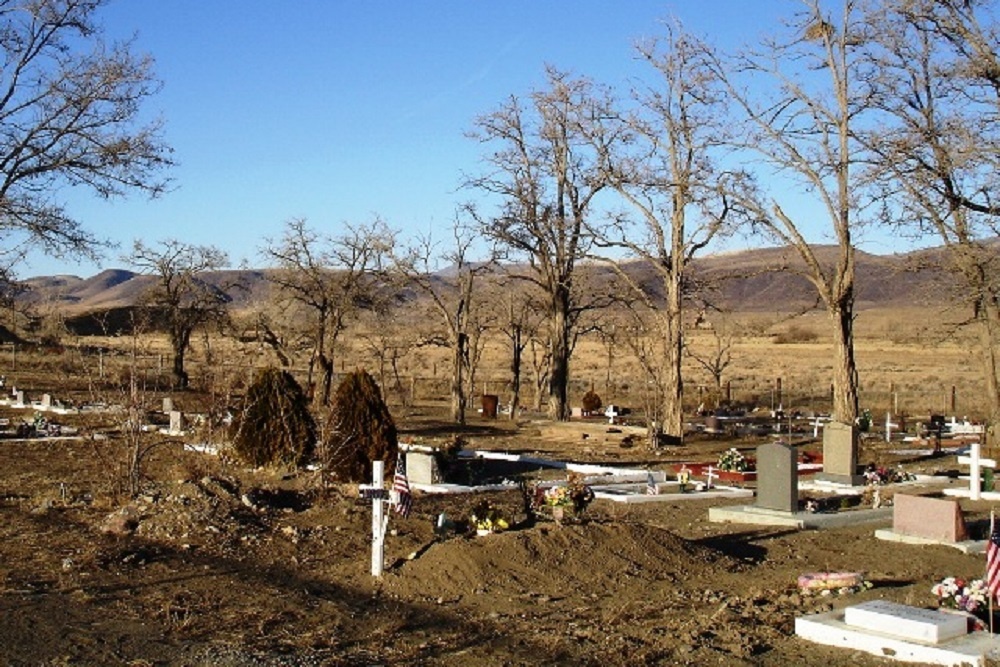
{"left": 987, "top": 513, "right": 1000, "bottom": 603}
{"left": 646, "top": 471, "right": 658, "bottom": 496}
{"left": 393, "top": 457, "right": 412, "bottom": 518}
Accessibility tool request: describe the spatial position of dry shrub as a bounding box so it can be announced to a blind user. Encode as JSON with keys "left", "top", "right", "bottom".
{"left": 231, "top": 367, "right": 316, "bottom": 467}
{"left": 323, "top": 369, "right": 398, "bottom": 483}
{"left": 773, "top": 325, "right": 818, "bottom": 345}
{"left": 582, "top": 389, "right": 602, "bottom": 414}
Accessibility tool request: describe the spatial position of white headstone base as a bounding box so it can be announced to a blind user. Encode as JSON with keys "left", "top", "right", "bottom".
{"left": 796, "top": 608, "right": 1000, "bottom": 666}
{"left": 844, "top": 600, "right": 967, "bottom": 643}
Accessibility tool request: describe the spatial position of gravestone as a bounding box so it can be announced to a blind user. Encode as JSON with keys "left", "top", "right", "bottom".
{"left": 892, "top": 493, "right": 968, "bottom": 542}
{"left": 843, "top": 600, "right": 967, "bottom": 644}
{"left": 405, "top": 451, "right": 440, "bottom": 485}
{"left": 571, "top": 406, "right": 583, "bottom": 419}
{"left": 15, "top": 390, "right": 24, "bottom": 406}
{"left": 481, "top": 394, "right": 499, "bottom": 419}
{"left": 957, "top": 442, "right": 995, "bottom": 501}
{"left": 756, "top": 442, "right": 798, "bottom": 513}
{"left": 40, "top": 394, "right": 51, "bottom": 410}
{"left": 169, "top": 410, "right": 184, "bottom": 434}
{"left": 818, "top": 421, "right": 863, "bottom": 485}
{"left": 162, "top": 397, "right": 174, "bottom": 413}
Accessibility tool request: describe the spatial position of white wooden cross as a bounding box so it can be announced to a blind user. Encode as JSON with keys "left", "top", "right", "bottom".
{"left": 957, "top": 442, "right": 996, "bottom": 501}
{"left": 705, "top": 465, "right": 718, "bottom": 489}
{"left": 359, "top": 460, "right": 390, "bottom": 576}
{"left": 885, "top": 412, "right": 899, "bottom": 443}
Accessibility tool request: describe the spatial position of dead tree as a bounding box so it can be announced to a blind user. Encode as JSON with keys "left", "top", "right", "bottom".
{"left": 710, "top": 0, "right": 870, "bottom": 424}
{"left": 467, "top": 68, "right": 612, "bottom": 420}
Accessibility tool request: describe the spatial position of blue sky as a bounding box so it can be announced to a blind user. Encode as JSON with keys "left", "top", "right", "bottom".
{"left": 33, "top": 1, "right": 862, "bottom": 277}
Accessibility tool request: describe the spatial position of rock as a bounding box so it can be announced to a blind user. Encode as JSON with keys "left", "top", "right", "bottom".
{"left": 100, "top": 509, "right": 139, "bottom": 536}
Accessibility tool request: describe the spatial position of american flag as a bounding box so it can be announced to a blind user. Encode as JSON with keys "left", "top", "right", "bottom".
{"left": 988, "top": 512, "right": 1000, "bottom": 603}
{"left": 646, "top": 471, "right": 658, "bottom": 496}
{"left": 393, "top": 457, "right": 412, "bottom": 518}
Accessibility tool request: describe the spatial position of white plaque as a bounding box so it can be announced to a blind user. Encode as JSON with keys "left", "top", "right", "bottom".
{"left": 844, "top": 600, "right": 968, "bottom": 644}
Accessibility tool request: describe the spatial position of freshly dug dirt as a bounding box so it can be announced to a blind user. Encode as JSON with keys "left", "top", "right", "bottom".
{"left": 0, "top": 408, "right": 996, "bottom": 666}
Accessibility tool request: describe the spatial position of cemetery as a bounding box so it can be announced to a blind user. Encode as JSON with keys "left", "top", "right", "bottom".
{"left": 2, "top": 358, "right": 1000, "bottom": 666}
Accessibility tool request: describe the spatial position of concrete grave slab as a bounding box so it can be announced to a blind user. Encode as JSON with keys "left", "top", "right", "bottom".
{"left": 796, "top": 605, "right": 1000, "bottom": 666}
{"left": 709, "top": 504, "right": 892, "bottom": 529}
{"left": 844, "top": 600, "right": 967, "bottom": 644}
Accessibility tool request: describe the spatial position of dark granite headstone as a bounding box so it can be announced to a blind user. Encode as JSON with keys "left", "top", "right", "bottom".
{"left": 756, "top": 442, "right": 798, "bottom": 513}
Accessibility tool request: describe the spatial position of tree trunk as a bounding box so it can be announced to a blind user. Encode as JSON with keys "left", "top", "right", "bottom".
{"left": 661, "top": 278, "right": 684, "bottom": 445}
{"left": 547, "top": 289, "right": 571, "bottom": 421}
{"left": 305, "top": 350, "right": 318, "bottom": 402}
{"left": 509, "top": 326, "right": 522, "bottom": 421}
{"left": 172, "top": 352, "right": 188, "bottom": 390}
{"left": 451, "top": 333, "right": 467, "bottom": 424}
{"left": 830, "top": 296, "right": 859, "bottom": 424}
{"left": 979, "top": 301, "right": 1000, "bottom": 451}
{"left": 318, "top": 353, "right": 334, "bottom": 406}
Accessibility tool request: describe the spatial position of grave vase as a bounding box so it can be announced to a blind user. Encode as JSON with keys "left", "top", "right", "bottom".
{"left": 551, "top": 506, "right": 566, "bottom": 524}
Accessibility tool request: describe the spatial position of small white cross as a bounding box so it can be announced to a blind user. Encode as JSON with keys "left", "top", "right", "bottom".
{"left": 705, "top": 465, "right": 717, "bottom": 489}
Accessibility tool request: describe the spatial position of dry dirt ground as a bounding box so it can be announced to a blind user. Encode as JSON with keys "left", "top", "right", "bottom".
{"left": 1, "top": 402, "right": 997, "bottom": 667}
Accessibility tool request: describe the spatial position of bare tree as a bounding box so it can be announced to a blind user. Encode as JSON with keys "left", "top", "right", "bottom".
{"left": 686, "top": 321, "right": 735, "bottom": 405}
{"left": 390, "top": 218, "right": 493, "bottom": 424}
{"left": 261, "top": 218, "right": 393, "bottom": 406}
{"left": 527, "top": 334, "right": 551, "bottom": 413}
{"left": 467, "top": 67, "right": 613, "bottom": 420}
{"left": 864, "top": 0, "right": 1000, "bottom": 435}
{"left": 595, "top": 25, "right": 734, "bottom": 444}
{"left": 0, "top": 0, "right": 171, "bottom": 272}
{"left": 356, "top": 308, "right": 416, "bottom": 405}
{"left": 128, "top": 239, "right": 230, "bottom": 390}
{"left": 710, "top": 0, "right": 873, "bottom": 425}
{"left": 497, "top": 280, "right": 546, "bottom": 420}
{"left": 463, "top": 295, "right": 497, "bottom": 409}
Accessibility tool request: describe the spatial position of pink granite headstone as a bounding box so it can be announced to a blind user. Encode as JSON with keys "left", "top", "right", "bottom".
{"left": 892, "top": 494, "right": 968, "bottom": 542}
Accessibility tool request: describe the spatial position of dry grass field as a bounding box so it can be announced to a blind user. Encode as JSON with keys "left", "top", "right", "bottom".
{"left": 7, "top": 302, "right": 981, "bottom": 424}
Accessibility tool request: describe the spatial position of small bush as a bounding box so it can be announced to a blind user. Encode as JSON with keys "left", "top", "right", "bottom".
{"left": 231, "top": 368, "right": 316, "bottom": 467}
{"left": 773, "top": 325, "right": 819, "bottom": 344}
{"left": 581, "top": 389, "right": 602, "bottom": 414}
{"left": 323, "top": 369, "right": 398, "bottom": 483}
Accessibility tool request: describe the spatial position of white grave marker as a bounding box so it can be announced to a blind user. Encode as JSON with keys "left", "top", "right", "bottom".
{"left": 957, "top": 442, "right": 995, "bottom": 501}
{"left": 705, "top": 465, "right": 718, "bottom": 489}
{"left": 843, "top": 600, "right": 967, "bottom": 644}
{"left": 169, "top": 410, "right": 184, "bottom": 435}
{"left": 359, "top": 461, "right": 390, "bottom": 577}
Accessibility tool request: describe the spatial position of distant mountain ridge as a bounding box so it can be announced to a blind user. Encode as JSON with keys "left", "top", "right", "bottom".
{"left": 17, "top": 244, "right": 960, "bottom": 320}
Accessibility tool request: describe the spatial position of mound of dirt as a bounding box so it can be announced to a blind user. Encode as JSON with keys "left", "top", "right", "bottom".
{"left": 386, "top": 521, "right": 744, "bottom": 603}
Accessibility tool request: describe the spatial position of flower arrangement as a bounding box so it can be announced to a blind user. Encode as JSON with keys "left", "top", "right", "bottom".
{"left": 864, "top": 464, "right": 916, "bottom": 486}
{"left": 677, "top": 465, "right": 691, "bottom": 491}
{"left": 932, "top": 577, "right": 989, "bottom": 614}
{"left": 535, "top": 473, "right": 595, "bottom": 514}
{"left": 470, "top": 500, "right": 509, "bottom": 534}
{"left": 717, "top": 448, "right": 750, "bottom": 472}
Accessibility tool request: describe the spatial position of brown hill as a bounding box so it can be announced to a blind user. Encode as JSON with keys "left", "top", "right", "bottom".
{"left": 17, "top": 244, "right": 959, "bottom": 324}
